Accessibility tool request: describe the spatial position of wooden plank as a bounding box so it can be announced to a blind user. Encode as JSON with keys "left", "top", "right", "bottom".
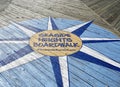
{"left": 12, "top": 0, "right": 96, "bottom": 19}
{"left": 5, "top": 4, "right": 45, "bottom": 19}
{"left": 0, "top": 13, "right": 10, "bottom": 27}
{"left": 0, "top": 0, "right": 11, "bottom": 12}
{"left": 69, "top": 64, "right": 106, "bottom": 87}
{"left": 12, "top": 0, "right": 76, "bottom": 20}
{"left": 0, "top": 0, "right": 120, "bottom": 87}
{"left": 11, "top": 0, "right": 120, "bottom": 36}
{"left": 69, "top": 57, "right": 120, "bottom": 86}
{"left": 81, "top": 0, "right": 120, "bottom": 32}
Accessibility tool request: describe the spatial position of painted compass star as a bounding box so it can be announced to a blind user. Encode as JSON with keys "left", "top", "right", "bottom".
{"left": 0, "top": 17, "right": 120, "bottom": 87}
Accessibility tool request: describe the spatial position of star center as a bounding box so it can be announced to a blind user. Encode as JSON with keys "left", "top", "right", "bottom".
{"left": 29, "top": 30, "right": 82, "bottom": 56}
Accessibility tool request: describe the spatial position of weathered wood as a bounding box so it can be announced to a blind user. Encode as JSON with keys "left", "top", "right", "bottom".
{"left": 0, "top": 0, "right": 120, "bottom": 87}
{"left": 81, "top": 0, "right": 120, "bottom": 31}
{"left": 0, "top": 0, "right": 119, "bottom": 35}
{"left": 0, "top": 0, "right": 11, "bottom": 12}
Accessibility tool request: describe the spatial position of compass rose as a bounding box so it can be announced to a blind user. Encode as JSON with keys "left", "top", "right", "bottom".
{"left": 0, "top": 17, "right": 120, "bottom": 87}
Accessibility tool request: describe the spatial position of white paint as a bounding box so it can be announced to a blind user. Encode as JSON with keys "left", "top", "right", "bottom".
{"left": 80, "top": 45, "right": 120, "bottom": 68}
{"left": 48, "top": 16, "right": 53, "bottom": 30}
{"left": 81, "top": 38, "right": 120, "bottom": 41}
{"left": 0, "top": 52, "right": 44, "bottom": 73}
{"left": 0, "top": 40, "right": 29, "bottom": 44}
{"left": 10, "top": 21, "right": 36, "bottom": 37}
{"left": 63, "top": 21, "right": 91, "bottom": 32}
{"left": 59, "top": 56, "right": 69, "bottom": 87}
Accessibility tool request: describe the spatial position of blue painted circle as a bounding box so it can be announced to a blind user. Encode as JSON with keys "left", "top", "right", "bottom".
{"left": 0, "top": 17, "right": 120, "bottom": 87}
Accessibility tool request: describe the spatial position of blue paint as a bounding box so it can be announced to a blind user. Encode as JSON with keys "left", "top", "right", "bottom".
{"left": 49, "top": 18, "right": 73, "bottom": 30}
{"left": 50, "top": 56, "right": 63, "bottom": 87}
{"left": 0, "top": 43, "right": 28, "bottom": 61}
{"left": 68, "top": 61, "right": 106, "bottom": 87}
{"left": 84, "top": 42, "right": 120, "bottom": 63}
{"left": 0, "top": 25, "right": 29, "bottom": 39}
{"left": 68, "top": 56, "right": 120, "bottom": 87}
{"left": 70, "top": 51, "right": 120, "bottom": 72}
{"left": 0, "top": 38, "right": 29, "bottom": 41}
{"left": 68, "top": 71, "right": 93, "bottom": 87}
{"left": 49, "top": 17, "right": 58, "bottom": 30}
{"left": 0, "top": 45, "right": 33, "bottom": 66}
{"left": 74, "top": 56, "right": 120, "bottom": 83}
{"left": 83, "top": 39, "right": 120, "bottom": 43}
{"left": 29, "top": 56, "right": 58, "bottom": 87}
{"left": 81, "top": 24, "right": 119, "bottom": 38}
{"left": 0, "top": 73, "right": 11, "bottom": 87}
{"left": 72, "top": 20, "right": 94, "bottom": 36}
{"left": 20, "top": 18, "right": 48, "bottom": 30}
{"left": 13, "top": 67, "right": 45, "bottom": 87}
{"left": 0, "top": 56, "right": 63, "bottom": 87}
{"left": 29, "top": 57, "right": 59, "bottom": 87}
{"left": 23, "top": 62, "right": 52, "bottom": 86}
{"left": 67, "top": 56, "right": 71, "bottom": 87}
{"left": 54, "top": 18, "right": 82, "bottom": 30}
{"left": 18, "top": 23, "right": 43, "bottom": 33}
{"left": 0, "top": 17, "right": 120, "bottom": 87}
{"left": 0, "top": 70, "right": 28, "bottom": 87}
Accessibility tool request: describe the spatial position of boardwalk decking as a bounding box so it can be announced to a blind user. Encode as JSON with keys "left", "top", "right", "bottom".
{"left": 81, "top": 0, "right": 120, "bottom": 32}
{"left": 0, "top": 0, "right": 120, "bottom": 35}
{"left": 0, "top": 0, "right": 120, "bottom": 87}
{"left": 0, "top": 0, "right": 11, "bottom": 12}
